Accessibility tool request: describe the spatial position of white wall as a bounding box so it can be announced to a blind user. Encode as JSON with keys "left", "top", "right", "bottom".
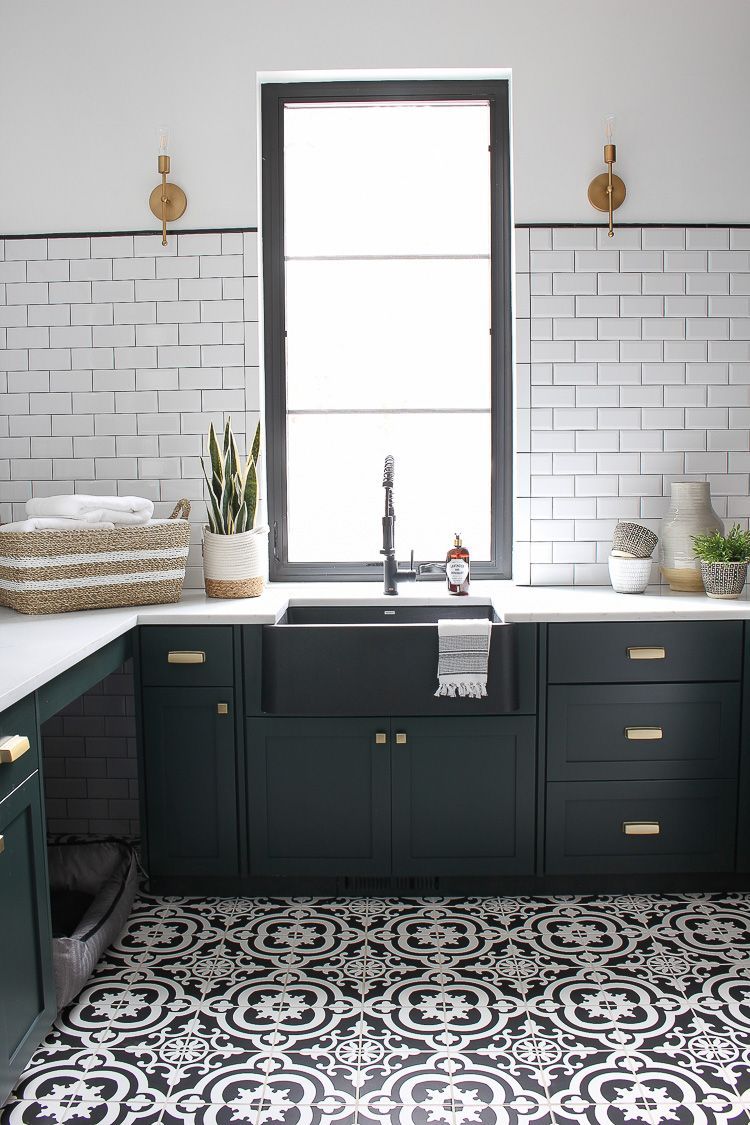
{"left": 2, "top": 0, "right": 749, "bottom": 234}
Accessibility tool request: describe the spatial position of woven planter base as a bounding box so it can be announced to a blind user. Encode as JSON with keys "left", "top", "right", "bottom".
{"left": 701, "top": 561, "right": 748, "bottom": 600}
{"left": 205, "top": 575, "right": 265, "bottom": 599}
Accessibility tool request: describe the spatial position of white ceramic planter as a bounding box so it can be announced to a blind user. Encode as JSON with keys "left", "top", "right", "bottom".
{"left": 608, "top": 554, "right": 653, "bottom": 594}
{"left": 202, "top": 525, "right": 268, "bottom": 599}
{"left": 660, "top": 481, "right": 723, "bottom": 592}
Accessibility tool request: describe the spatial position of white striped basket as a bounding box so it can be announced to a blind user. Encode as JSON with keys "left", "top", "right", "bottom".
{"left": 0, "top": 500, "right": 191, "bottom": 615}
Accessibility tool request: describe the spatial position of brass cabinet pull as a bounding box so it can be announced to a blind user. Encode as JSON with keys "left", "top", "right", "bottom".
{"left": 627, "top": 646, "right": 666, "bottom": 661}
{"left": 395, "top": 732, "right": 407, "bottom": 745}
{"left": 167, "top": 651, "right": 206, "bottom": 665}
{"left": 0, "top": 735, "right": 31, "bottom": 764}
{"left": 0, "top": 834, "right": 4, "bottom": 855}
{"left": 625, "top": 726, "right": 664, "bottom": 741}
{"left": 216, "top": 703, "right": 229, "bottom": 716}
{"left": 623, "top": 821, "right": 661, "bottom": 836}
{"left": 375, "top": 732, "right": 387, "bottom": 745}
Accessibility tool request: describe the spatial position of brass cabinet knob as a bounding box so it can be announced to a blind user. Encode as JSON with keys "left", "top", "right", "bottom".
{"left": 0, "top": 834, "right": 4, "bottom": 854}
{"left": 627, "top": 646, "right": 666, "bottom": 661}
{"left": 623, "top": 821, "right": 661, "bottom": 836}
{"left": 0, "top": 735, "right": 31, "bottom": 764}
{"left": 217, "top": 703, "right": 229, "bottom": 715}
{"left": 395, "top": 732, "right": 407, "bottom": 745}
{"left": 624, "top": 727, "right": 664, "bottom": 741}
{"left": 167, "top": 651, "right": 206, "bottom": 665}
{"left": 375, "top": 732, "right": 387, "bottom": 745}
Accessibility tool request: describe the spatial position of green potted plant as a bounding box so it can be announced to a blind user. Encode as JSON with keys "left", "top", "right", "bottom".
{"left": 201, "top": 418, "right": 266, "bottom": 598}
{"left": 692, "top": 523, "right": 750, "bottom": 599}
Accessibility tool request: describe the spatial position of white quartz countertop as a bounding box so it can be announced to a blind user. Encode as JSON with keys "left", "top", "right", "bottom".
{"left": 2, "top": 580, "right": 750, "bottom": 713}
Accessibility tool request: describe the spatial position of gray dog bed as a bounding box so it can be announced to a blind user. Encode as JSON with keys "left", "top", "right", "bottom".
{"left": 47, "top": 840, "right": 138, "bottom": 1010}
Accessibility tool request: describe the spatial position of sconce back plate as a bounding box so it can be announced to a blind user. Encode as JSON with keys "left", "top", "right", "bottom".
{"left": 588, "top": 173, "right": 626, "bottom": 212}
{"left": 149, "top": 183, "right": 188, "bottom": 222}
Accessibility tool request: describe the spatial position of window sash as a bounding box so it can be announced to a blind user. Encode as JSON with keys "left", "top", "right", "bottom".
{"left": 261, "top": 78, "right": 512, "bottom": 581}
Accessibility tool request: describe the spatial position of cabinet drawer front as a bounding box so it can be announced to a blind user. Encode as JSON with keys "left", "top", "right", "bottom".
{"left": 547, "top": 683, "right": 740, "bottom": 781}
{"left": 0, "top": 696, "right": 39, "bottom": 806}
{"left": 140, "top": 626, "right": 234, "bottom": 686}
{"left": 548, "top": 621, "right": 743, "bottom": 684}
{"left": 545, "top": 780, "right": 736, "bottom": 874}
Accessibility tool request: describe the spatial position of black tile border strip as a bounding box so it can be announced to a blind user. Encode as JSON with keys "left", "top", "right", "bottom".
{"left": 1, "top": 223, "right": 749, "bottom": 241}
{"left": 518, "top": 222, "right": 750, "bottom": 229}
{"left": 0, "top": 226, "right": 259, "bottom": 241}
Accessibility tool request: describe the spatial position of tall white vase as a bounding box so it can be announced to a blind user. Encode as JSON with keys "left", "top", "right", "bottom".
{"left": 660, "top": 482, "right": 723, "bottom": 592}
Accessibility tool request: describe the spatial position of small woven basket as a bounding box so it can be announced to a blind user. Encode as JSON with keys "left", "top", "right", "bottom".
{"left": 700, "top": 560, "right": 748, "bottom": 600}
{"left": 612, "top": 522, "right": 658, "bottom": 559}
{"left": 0, "top": 500, "right": 191, "bottom": 615}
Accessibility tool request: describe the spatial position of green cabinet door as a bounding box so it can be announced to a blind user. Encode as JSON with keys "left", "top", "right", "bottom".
{"left": 142, "top": 686, "right": 239, "bottom": 881}
{"left": 391, "top": 717, "right": 536, "bottom": 876}
{"left": 0, "top": 772, "right": 55, "bottom": 1106}
{"left": 246, "top": 717, "right": 391, "bottom": 876}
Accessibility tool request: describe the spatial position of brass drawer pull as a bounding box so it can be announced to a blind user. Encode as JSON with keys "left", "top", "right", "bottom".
{"left": 395, "top": 732, "right": 407, "bottom": 745}
{"left": 625, "top": 726, "right": 664, "bottom": 741}
{"left": 0, "top": 834, "right": 4, "bottom": 855}
{"left": 167, "top": 651, "right": 206, "bottom": 665}
{"left": 627, "top": 646, "right": 666, "bottom": 661}
{"left": 375, "top": 732, "right": 387, "bottom": 745}
{"left": 0, "top": 735, "right": 31, "bottom": 764}
{"left": 623, "top": 821, "right": 661, "bottom": 836}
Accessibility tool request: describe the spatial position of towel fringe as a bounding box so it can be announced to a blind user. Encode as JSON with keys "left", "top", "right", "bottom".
{"left": 434, "top": 681, "right": 488, "bottom": 699}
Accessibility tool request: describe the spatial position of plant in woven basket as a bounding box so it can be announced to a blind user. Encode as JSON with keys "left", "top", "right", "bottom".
{"left": 202, "top": 418, "right": 261, "bottom": 535}
{"left": 692, "top": 524, "right": 750, "bottom": 563}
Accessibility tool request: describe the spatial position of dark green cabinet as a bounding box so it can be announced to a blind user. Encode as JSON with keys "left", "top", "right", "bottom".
{"left": 391, "top": 717, "right": 536, "bottom": 875}
{"left": 142, "top": 686, "right": 239, "bottom": 880}
{"left": 246, "top": 715, "right": 536, "bottom": 879}
{"left": 0, "top": 772, "right": 55, "bottom": 1106}
{"left": 246, "top": 717, "right": 391, "bottom": 876}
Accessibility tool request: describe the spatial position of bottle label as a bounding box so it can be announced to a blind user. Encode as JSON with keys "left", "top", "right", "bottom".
{"left": 446, "top": 558, "right": 469, "bottom": 585}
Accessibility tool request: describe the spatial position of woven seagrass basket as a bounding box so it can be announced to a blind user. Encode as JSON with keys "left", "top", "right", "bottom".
{"left": 0, "top": 500, "right": 191, "bottom": 615}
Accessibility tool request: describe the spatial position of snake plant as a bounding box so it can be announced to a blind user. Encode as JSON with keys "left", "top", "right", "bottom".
{"left": 202, "top": 418, "right": 261, "bottom": 535}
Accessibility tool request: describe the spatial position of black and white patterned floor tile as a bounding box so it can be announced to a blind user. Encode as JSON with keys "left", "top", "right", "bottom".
{"left": 7, "top": 894, "right": 750, "bottom": 1124}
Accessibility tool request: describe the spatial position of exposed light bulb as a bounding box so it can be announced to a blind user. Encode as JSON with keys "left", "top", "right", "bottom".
{"left": 158, "top": 126, "right": 169, "bottom": 156}
{"left": 605, "top": 115, "right": 615, "bottom": 145}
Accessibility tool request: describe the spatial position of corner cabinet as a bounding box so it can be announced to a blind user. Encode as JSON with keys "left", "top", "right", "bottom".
{"left": 0, "top": 696, "right": 55, "bottom": 1107}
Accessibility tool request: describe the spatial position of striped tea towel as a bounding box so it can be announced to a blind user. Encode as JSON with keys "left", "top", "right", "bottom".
{"left": 434, "top": 618, "right": 492, "bottom": 699}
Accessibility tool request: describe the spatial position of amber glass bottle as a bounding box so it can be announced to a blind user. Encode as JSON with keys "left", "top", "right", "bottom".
{"left": 446, "top": 532, "right": 470, "bottom": 595}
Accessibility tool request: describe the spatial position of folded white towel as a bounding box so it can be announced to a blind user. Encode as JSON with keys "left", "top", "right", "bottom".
{"left": 26, "top": 494, "right": 154, "bottom": 526}
{"left": 0, "top": 518, "right": 117, "bottom": 533}
{"left": 434, "top": 617, "right": 492, "bottom": 699}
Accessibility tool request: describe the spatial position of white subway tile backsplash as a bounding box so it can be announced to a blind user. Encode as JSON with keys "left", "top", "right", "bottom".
{"left": 5, "top": 239, "right": 47, "bottom": 261}
{"left": 598, "top": 273, "right": 642, "bottom": 295}
{"left": 5, "top": 223, "right": 750, "bottom": 588}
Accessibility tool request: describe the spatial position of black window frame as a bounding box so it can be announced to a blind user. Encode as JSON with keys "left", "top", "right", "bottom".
{"left": 261, "top": 78, "right": 513, "bottom": 581}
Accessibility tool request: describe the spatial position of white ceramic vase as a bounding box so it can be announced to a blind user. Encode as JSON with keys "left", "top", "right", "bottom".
{"left": 202, "top": 525, "right": 268, "bottom": 599}
{"left": 660, "top": 482, "right": 723, "bottom": 592}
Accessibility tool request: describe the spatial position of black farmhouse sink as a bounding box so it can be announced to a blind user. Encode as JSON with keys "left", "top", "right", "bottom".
{"left": 261, "top": 603, "right": 517, "bottom": 716}
{"left": 281, "top": 603, "right": 498, "bottom": 626}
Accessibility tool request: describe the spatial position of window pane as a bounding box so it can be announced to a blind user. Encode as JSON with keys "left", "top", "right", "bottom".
{"left": 286, "top": 413, "right": 492, "bottom": 563}
{"left": 284, "top": 103, "right": 491, "bottom": 257}
{"left": 286, "top": 258, "right": 491, "bottom": 411}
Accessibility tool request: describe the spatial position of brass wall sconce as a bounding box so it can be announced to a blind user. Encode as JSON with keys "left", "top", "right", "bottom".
{"left": 149, "top": 127, "right": 187, "bottom": 246}
{"left": 588, "top": 115, "right": 626, "bottom": 238}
